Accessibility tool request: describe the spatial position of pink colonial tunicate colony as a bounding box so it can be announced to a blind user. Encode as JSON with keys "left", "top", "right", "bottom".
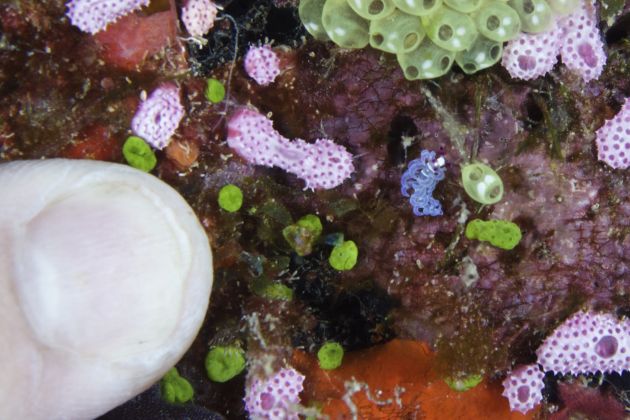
{"left": 227, "top": 108, "right": 354, "bottom": 190}
{"left": 244, "top": 45, "right": 281, "bottom": 86}
{"left": 502, "top": 310, "right": 629, "bottom": 414}
{"left": 244, "top": 367, "right": 304, "bottom": 420}
{"left": 66, "top": 0, "right": 150, "bottom": 34}
{"left": 501, "top": 0, "right": 606, "bottom": 82}
{"left": 501, "top": 24, "right": 562, "bottom": 81}
{"left": 535, "top": 311, "right": 629, "bottom": 375}
{"left": 131, "top": 84, "right": 185, "bottom": 150}
{"left": 595, "top": 98, "right": 630, "bottom": 169}
{"left": 501, "top": 364, "right": 545, "bottom": 414}
{"left": 557, "top": 0, "right": 606, "bottom": 82}
{"left": 181, "top": 0, "right": 218, "bottom": 38}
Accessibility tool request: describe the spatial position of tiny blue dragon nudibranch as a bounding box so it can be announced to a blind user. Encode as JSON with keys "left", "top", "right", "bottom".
{"left": 401, "top": 150, "right": 446, "bottom": 216}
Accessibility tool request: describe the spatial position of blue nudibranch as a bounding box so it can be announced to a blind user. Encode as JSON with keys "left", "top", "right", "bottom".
{"left": 401, "top": 150, "right": 446, "bottom": 216}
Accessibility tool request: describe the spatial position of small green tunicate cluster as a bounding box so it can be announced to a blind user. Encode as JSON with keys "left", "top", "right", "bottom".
{"left": 283, "top": 214, "right": 323, "bottom": 256}
{"left": 444, "top": 374, "right": 483, "bottom": 391}
{"left": 318, "top": 341, "right": 344, "bottom": 370}
{"left": 205, "top": 345, "right": 247, "bottom": 383}
{"left": 465, "top": 219, "right": 522, "bottom": 250}
{"left": 299, "top": 0, "right": 562, "bottom": 79}
{"left": 161, "top": 367, "right": 194, "bottom": 404}
{"left": 461, "top": 162, "right": 503, "bottom": 205}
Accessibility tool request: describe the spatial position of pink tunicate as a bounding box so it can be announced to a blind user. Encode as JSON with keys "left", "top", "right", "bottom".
{"left": 131, "top": 84, "right": 185, "bottom": 150}
{"left": 244, "top": 45, "right": 281, "bottom": 86}
{"left": 535, "top": 310, "right": 629, "bottom": 374}
{"left": 226, "top": 108, "right": 354, "bottom": 190}
{"left": 502, "top": 364, "right": 545, "bottom": 414}
{"left": 66, "top": 0, "right": 150, "bottom": 34}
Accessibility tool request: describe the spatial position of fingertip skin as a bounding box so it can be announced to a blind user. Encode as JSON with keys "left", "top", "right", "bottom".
{"left": 0, "top": 159, "right": 213, "bottom": 420}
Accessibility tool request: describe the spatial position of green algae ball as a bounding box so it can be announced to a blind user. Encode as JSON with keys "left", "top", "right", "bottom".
{"left": 397, "top": 38, "right": 455, "bottom": 80}
{"left": 392, "top": 0, "right": 442, "bottom": 16}
{"left": 318, "top": 341, "right": 344, "bottom": 370}
{"left": 205, "top": 78, "right": 226, "bottom": 104}
{"left": 461, "top": 162, "right": 503, "bottom": 205}
{"left": 161, "top": 368, "right": 194, "bottom": 404}
{"left": 322, "top": 0, "right": 369, "bottom": 49}
{"left": 473, "top": 1, "right": 521, "bottom": 42}
{"left": 465, "top": 219, "right": 522, "bottom": 250}
{"left": 369, "top": 10, "right": 425, "bottom": 54}
{"left": 218, "top": 184, "right": 243, "bottom": 212}
{"left": 205, "top": 346, "right": 247, "bottom": 383}
{"left": 299, "top": 0, "right": 331, "bottom": 41}
{"left": 425, "top": 7, "right": 478, "bottom": 52}
{"left": 455, "top": 35, "right": 502, "bottom": 74}
{"left": 329, "top": 240, "right": 358, "bottom": 270}
{"left": 444, "top": 374, "right": 483, "bottom": 391}
{"left": 123, "top": 136, "right": 157, "bottom": 172}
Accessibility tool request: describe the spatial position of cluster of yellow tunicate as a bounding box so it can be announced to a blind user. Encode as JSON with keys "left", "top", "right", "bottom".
{"left": 298, "top": 0, "right": 578, "bottom": 80}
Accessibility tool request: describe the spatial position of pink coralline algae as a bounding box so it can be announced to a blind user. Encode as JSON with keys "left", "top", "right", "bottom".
{"left": 244, "top": 45, "right": 281, "bottom": 86}
{"left": 501, "top": 0, "right": 606, "bottom": 82}
{"left": 501, "top": 364, "right": 545, "bottom": 414}
{"left": 181, "top": 0, "right": 218, "bottom": 38}
{"left": 244, "top": 367, "right": 304, "bottom": 420}
{"left": 131, "top": 84, "right": 185, "bottom": 150}
{"left": 226, "top": 108, "right": 354, "bottom": 190}
{"left": 66, "top": 0, "right": 150, "bottom": 34}
{"left": 535, "top": 311, "right": 629, "bottom": 375}
{"left": 595, "top": 98, "right": 630, "bottom": 169}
